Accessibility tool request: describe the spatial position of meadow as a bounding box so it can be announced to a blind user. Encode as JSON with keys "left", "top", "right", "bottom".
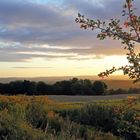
{"left": 0, "top": 95, "right": 140, "bottom": 140}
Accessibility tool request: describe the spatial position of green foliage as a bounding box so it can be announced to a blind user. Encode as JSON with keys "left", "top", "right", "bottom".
{"left": 0, "top": 95, "right": 121, "bottom": 140}
{"left": 59, "top": 105, "right": 117, "bottom": 132}
{"left": 116, "top": 110, "right": 140, "bottom": 140}
{"left": 93, "top": 81, "right": 107, "bottom": 95}
{"left": 26, "top": 99, "right": 48, "bottom": 129}
{"left": 0, "top": 79, "right": 108, "bottom": 95}
{"left": 58, "top": 103, "right": 140, "bottom": 139}
{"left": 0, "top": 109, "right": 47, "bottom": 140}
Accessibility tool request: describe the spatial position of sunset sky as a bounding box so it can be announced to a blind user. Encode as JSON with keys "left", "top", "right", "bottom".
{"left": 0, "top": 0, "right": 139, "bottom": 77}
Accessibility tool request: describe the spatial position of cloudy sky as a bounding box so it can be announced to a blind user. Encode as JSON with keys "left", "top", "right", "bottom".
{"left": 0, "top": 0, "right": 139, "bottom": 77}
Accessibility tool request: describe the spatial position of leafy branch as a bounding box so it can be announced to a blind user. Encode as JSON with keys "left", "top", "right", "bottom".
{"left": 75, "top": 0, "right": 140, "bottom": 83}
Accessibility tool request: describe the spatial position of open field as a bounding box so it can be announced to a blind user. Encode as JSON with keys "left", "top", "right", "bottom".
{"left": 48, "top": 94, "right": 140, "bottom": 102}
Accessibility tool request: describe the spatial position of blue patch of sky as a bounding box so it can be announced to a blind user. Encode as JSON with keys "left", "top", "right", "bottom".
{"left": 0, "top": 26, "right": 7, "bottom": 33}
{"left": 29, "top": 0, "right": 64, "bottom": 6}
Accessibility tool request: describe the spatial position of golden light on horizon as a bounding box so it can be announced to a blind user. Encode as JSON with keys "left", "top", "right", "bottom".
{"left": 0, "top": 55, "right": 128, "bottom": 78}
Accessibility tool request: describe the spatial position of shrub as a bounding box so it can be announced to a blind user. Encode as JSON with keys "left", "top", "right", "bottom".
{"left": 58, "top": 104, "right": 140, "bottom": 139}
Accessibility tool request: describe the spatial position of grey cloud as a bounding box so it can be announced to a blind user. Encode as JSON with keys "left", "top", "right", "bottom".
{"left": 67, "top": 55, "right": 104, "bottom": 61}
{"left": 0, "top": 0, "right": 136, "bottom": 45}
{"left": 0, "top": 0, "right": 140, "bottom": 62}
{"left": 0, "top": 0, "right": 78, "bottom": 45}
{"left": 67, "top": 0, "right": 140, "bottom": 19}
{"left": 0, "top": 40, "right": 126, "bottom": 56}
{"left": 0, "top": 52, "right": 32, "bottom": 62}
{"left": 0, "top": 51, "right": 77, "bottom": 62}
{"left": 0, "top": 0, "right": 69, "bottom": 27}
{"left": 0, "top": 41, "right": 108, "bottom": 62}
{"left": 0, "top": 52, "right": 103, "bottom": 62}
{"left": 0, "top": 36, "right": 131, "bottom": 62}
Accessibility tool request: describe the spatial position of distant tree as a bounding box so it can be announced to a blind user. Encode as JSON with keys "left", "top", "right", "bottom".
{"left": 21, "top": 80, "right": 36, "bottom": 95}
{"left": 40, "top": 82, "right": 52, "bottom": 95}
{"left": 108, "top": 88, "right": 127, "bottom": 95}
{"left": 0, "top": 79, "right": 110, "bottom": 96}
{"left": 81, "top": 79, "right": 93, "bottom": 95}
{"left": 53, "top": 82, "right": 62, "bottom": 95}
{"left": 53, "top": 80, "right": 72, "bottom": 95}
{"left": 27, "top": 81, "right": 37, "bottom": 95}
{"left": 71, "top": 78, "right": 79, "bottom": 83}
{"left": 8, "top": 80, "right": 37, "bottom": 95}
{"left": 71, "top": 79, "right": 84, "bottom": 95}
{"left": 128, "top": 87, "right": 140, "bottom": 93}
{"left": 36, "top": 81, "right": 47, "bottom": 95}
{"left": 9, "top": 81, "right": 25, "bottom": 94}
{"left": 0, "top": 83, "right": 7, "bottom": 95}
{"left": 76, "top": 0, "right": 140, "bottom": 83}
{"left": 93, "top": 81, "right": 108, "bottom": 95}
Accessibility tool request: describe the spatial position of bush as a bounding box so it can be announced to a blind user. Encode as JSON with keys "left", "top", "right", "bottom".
{"left": 0, "top": 95, "right": 139, "bottom": 140}
{"left": 58, "top": 104, "right": 140, "bottom": 139}
{"left": 0, "top": 109, "right": 46, "bottom": 140}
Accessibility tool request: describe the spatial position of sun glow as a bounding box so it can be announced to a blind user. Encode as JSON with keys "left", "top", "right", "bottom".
{"left": 0, "top": 55, "right": 128, "bottom": 77}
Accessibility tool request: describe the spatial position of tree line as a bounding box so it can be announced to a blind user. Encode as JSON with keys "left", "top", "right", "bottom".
{"left": 0, "top": 78, "right": 107, "bottom": 95}
{"left": 0, "top": 78, "right": 139, "bottom": 96}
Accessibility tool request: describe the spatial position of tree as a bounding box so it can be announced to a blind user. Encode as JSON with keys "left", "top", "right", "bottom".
{"left": 75, "top": 0, "right": 140, "bottom": 83}
{"left": 71, "top": 80, "right": 84, "bottom": 95}
{"left": 53, "top": 80, "right": 72, "bottom": 95}
{"left": 93, "top": 81, "right": 108, "bottom": 95}
{"left": 36, "top": 81, "right": 47, "bottom": 95}
{"left": 71, "top": 78, "right": 94, "bottom": 95}
{"left": 82, "top": 79, "right": 94, "bottom": 95}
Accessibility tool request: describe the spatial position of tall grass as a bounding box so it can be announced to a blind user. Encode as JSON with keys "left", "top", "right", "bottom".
{"left": 0, "top": 95, "right": 139, "bottom": 140}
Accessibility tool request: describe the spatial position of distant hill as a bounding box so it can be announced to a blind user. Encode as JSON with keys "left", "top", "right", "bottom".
{"left": 0, "top": 75, "right": 139, "bottom": 89}
{"left": 102, "top": 80, "right": 139, "bottom": 89}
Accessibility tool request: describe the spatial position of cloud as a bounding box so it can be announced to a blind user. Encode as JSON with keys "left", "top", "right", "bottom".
{"left": 0, "top": 0, "right": 69, "bottom": 27}
{"left": 0, "top": 39, "right": 128, "bottom": 62}
{"left": 12, "top": 66, "right": 54, "bottom": 69}
{"left": 0, "top": 0, "right": 139, "bottom": 62}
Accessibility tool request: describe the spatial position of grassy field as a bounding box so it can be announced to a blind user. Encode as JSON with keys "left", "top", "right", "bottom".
{"left": 0, "top": 95, "right": 140, "bottom": 140}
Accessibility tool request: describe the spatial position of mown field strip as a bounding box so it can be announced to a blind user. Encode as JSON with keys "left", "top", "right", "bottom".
{"left": 48, "top": 94, "right": 140, "bottom": 102}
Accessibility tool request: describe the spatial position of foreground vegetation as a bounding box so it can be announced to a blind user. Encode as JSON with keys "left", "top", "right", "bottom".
{"left": 0, "top": 95, "right": 140, "bottom": 140}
